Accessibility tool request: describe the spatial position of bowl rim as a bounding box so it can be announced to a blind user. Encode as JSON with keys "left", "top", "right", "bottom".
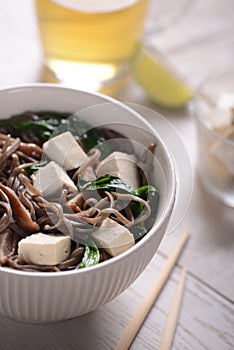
{"left": 0, "top": 83, "right": 176, "bottom": 278}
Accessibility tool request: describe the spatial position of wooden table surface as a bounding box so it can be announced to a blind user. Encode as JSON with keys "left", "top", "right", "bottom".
{"left": 0, "top": 1, "right": 233, "bottom": 349}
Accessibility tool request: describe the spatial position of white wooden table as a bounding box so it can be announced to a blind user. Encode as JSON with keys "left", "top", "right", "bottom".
{"left": 0, "top": 1, "right": 233, "bottom": 349}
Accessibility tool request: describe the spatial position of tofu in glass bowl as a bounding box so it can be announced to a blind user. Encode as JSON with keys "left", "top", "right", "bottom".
{"left": 195, "top": 70, "right": 234, "bottom": 207}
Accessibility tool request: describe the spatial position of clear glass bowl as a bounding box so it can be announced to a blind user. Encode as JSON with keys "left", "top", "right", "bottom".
{"left": 195, "top": 69, "right": 234, "bottom": 207}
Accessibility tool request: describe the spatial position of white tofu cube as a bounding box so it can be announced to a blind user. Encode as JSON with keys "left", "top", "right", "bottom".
{"left": 204, "top": 107, "right": 233, "bottom": 131}
{"left": 92, "top": 218, "right": 135, "bottom": 257}
{"left": 18, "top": 233, "right": 71, "bottom": 266}
{"left": 217, "top": 93, "right": 234, "bottom": 112}
{"left": 96, "top": 152, "right": 139, "bottom": 189}
{"left": 205, "top": 93, "right": 234, "bottom": 133}
{"left": 43, "top": 131, "right": 87, "bottom": 170}
{"left": 211, "top": 126, "right": 234, "bottom": 175}
{"left": 33, "top": 161, "right": 77, "bottom": 199}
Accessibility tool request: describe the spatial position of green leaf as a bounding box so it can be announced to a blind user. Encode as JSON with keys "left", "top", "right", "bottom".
{"left": 24, "top": 161, "right": 48, "bottom": 176}
{"left": 130, "top": 222, "right": 147, "bottom": 242}
{"left": 78, "top": 240, "right": 100, "bottom": 269}
{"left": 0, "top": 120, "right": 56, "bottom": 140}
{"left": 133, "top": 185, "right": 160, "bottom": 232}
{"left": 78, "top": 174, "right": 134, "bottom": 194}
{"left": 0, "top": 112, "right": 68, "bottom": 143}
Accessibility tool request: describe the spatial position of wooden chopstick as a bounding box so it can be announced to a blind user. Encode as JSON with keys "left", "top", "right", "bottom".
{"left": 115, "top": 231, "right": 190, "bottom": 350}
{"left": 159, "top": 266, "right": 187, "bottom": 350}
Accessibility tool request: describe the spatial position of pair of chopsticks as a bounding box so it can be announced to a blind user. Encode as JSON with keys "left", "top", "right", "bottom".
{"left": 115, "top": 231, "right": 190, "bottom": 350}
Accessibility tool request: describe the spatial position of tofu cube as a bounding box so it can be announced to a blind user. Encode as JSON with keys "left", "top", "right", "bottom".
{"left": 211, "top": 126, "right": 234, "bottom": 175}
{"left": 96, "top": 152, "right": 139, "bottom": 189}
{"left": 205, "top": 93, "right": 234, "bottom": 134}
{"left": 217, "top": 93, "right": 234, "bottom": 114}
{"left": 43, "top": 131, "right": 87, "bottom": 170}
{"left": 205, "top": 107, "right": 233, "bottom": 132}
{"left": 18, "top": 233, "right": 71, "bottom": 266}
{"left": 92, "top": 218, "right": 135, "bottom": 257}
{"left": 33, "top": 161, "right": 77, "bottom": 199}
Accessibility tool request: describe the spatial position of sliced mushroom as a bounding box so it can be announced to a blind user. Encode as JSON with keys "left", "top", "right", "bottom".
{"left": 0, "top": 184, "right": 39, "bottom": 234}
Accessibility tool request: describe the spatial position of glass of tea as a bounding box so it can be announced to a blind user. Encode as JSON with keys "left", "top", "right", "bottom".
{"left": 35, "top": 0, "right": 190, "bottom": 94}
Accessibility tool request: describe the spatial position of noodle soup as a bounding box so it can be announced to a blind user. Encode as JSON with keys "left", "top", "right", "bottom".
{"left": 0, "top": 85, "right": 176, "bottom": 323}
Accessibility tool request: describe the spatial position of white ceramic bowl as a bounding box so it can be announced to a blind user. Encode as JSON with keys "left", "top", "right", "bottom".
{"left": 0, "top": 84, "right": 176, "bottom": 323}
